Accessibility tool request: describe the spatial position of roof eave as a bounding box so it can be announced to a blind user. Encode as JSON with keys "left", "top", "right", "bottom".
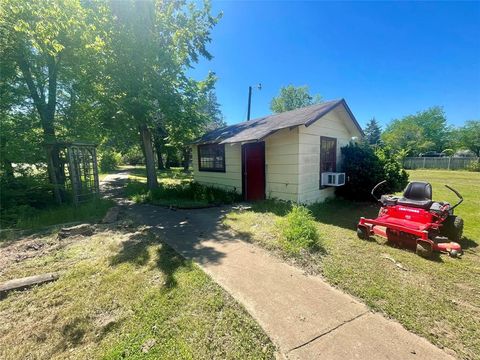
{"left": 304, "top": 100, "right": 343, "bottom": 127}
{"left": 304, "top": 99, "right": 364, "bottom": 136}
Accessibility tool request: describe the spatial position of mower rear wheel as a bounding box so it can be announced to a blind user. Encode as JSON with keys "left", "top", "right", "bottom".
{"left": 416, "top": 241, "right": 433, "bottom": 259}
{"left": 357, "top": 227, "right": 370, "bottom": 240}
{"left": 441, "top": 215, "right": 464, "bottom": 242}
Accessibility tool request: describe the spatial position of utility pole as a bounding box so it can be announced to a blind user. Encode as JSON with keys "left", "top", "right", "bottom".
{"left": 247, "top": 83, "right": 262, "bottom": 121}
{"left": 247, "top": 86, "right": 252, "bottom": 121}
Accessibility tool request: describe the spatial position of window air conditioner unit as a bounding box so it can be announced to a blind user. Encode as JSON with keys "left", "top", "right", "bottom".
{"left": 321, "top": 172, "right": 346, "bottom": 187}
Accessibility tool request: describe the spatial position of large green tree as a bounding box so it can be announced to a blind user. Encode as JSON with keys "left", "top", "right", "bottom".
{"left": 102, "top": 0, "right": 220, "bottom": 188}
{"left": 382, "top": 106, "right": 450, "bottom": 156}
{"left": 0, "top": 0, "right": 107, "bottom": 200}
{"left": 454, "top": 120, "right": 480, "bottom": 157}
{"left": 270, "top": 85, "right": 322, "bottom": 113}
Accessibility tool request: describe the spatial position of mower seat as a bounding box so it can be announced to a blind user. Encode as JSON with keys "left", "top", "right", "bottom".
{"left": 397, "top": 181, "right": 433, "bottom": 209}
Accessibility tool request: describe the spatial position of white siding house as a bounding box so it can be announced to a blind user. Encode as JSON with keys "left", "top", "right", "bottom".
{"left": 192, "top": 99, "right": 363, "bottom": 204}
{"left": 192, "top": 143, "right": 242, "bottom": 193}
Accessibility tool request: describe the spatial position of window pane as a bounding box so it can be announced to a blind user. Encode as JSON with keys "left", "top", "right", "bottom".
{"left": 198, "top": 144, "right": 225, "bottom": 172}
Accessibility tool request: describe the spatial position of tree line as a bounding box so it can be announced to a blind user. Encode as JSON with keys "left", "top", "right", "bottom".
{"left": 269, "top": 85, "right": 479, "bottom": 158}
{"left": 1, "top": 0, "right": 224, "bottom": 192}
{"left": 364, "top": 109, "right": 479, "bottom": 158}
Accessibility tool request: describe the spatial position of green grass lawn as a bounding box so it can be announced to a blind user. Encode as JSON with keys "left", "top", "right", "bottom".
{"left": 127, "top": 166, "right": 193, "bottom": 186}
{"left": 0, "top": 228, "right": 275, "bottom": 359}
{"left": 225, "top": 170, "right": 480, "bottom": 360}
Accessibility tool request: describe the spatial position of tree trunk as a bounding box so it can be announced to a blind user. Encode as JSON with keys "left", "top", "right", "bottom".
{"left": 154, "top": 138, "right": 165, "bottom": 170}
{"left": 182, "top": 147, "right": 190, "bottom": 171}
{"left": 165, "top": 151, "right": 171, "bottom": 169}
{"left": 3, "top": 160, "right": 14, "bottom": 179}
{"left": 139, "top": 124, "right": 158, "bottom": 189}
{"left": 17, "top": 53, "right": 66, "bottom": 203}
{"left": 0, "top": 136, "right": 14, "bottom": 179}
{"left": 17, "top": 53, "right": 66, "bottom": 202}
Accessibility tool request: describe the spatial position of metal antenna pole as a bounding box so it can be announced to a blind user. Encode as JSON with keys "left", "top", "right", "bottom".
{"left": 247, "top": 86, "right": 252, "bottom": 121}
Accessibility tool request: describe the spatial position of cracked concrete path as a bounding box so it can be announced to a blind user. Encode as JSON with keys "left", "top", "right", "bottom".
{"left": 103, "top": 173, "right": 454, "bottom": 360}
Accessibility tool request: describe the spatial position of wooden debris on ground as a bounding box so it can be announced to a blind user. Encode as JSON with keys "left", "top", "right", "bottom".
{"left": 0, "top": 273, "right": 59, "bottom": 298}
{"left": 381, "top": 253, "right": 409, "bottom": 271}
{"left": 58, "top": 224, "right": 95, "bottom": 239}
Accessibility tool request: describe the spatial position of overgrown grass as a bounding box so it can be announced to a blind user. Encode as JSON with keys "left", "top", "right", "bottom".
{"left": 125, "top": 180, "right": 241, "bottom": 209}
{"left": 13, "top": 199, "right": 114, "bottom": 230}
{"left": 225, "top": 170, "right": 480, "bottom": 359}
{"left": 0, "top": 229, "right": 275, "bottom": 359}
{"left": 277, "top": 205, "right": 321, "bottom": 255}
{"left": 0, "top": 199, "right": 114, "bottom": 234}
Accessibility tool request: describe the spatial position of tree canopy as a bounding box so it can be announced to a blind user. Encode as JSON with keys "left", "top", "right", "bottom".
{"left": 454, "top": 120, "right": 480, "bottom": 157}
{"left": 1, "top": 0, "right": 223, "bottom": 191}
{"left": 381, "top": 107, "right": 450, "bottom": 156}
{"left": 270, "top": 85, "right": 322, "bottom": 113}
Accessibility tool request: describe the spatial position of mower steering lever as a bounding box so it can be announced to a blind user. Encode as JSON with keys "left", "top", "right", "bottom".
{"left": 445, "top": 185, "right": 463, "bottom": 210}
{"left": 371, "top": 180, "right": 387, "bottom": 202}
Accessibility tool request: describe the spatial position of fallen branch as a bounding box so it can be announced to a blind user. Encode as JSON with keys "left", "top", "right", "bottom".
{"left": 0, "top": 273, "right": 59, "bottom": 298}
{"left": 58, "top": 224, "right": 95, "bottom": 239}
{"left": 381, "top": 254, "right": 408, "bottom": 271}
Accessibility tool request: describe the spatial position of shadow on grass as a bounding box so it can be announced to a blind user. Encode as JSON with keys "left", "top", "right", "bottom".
{"left": 459, "top": 237, "right": 478, "bottom": 251}
{"left": 156, "top": 244, "right": 189, "bottom": 288}
{"left": 308, "top": 198, "right": 379, "bottom": 230}
{"left": 248, "top": 198, "right": 379, "bottom": 231}
{"left": 61, "top": 317, "right": 89, "bottom": 346}
{"left": 110, "top": 232, "right": 153, "bottom": 267}
{"left": 109, "top": 229, "right": 195, "bottom": 290}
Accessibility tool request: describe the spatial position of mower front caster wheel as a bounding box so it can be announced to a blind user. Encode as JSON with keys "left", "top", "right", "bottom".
{"left": 357, "top": 227, "right": 370, "bottom": 240}
{"left": 448, "top": 249, "right": 463, "bottom": 258}
{"left": 416, "top": 241, "right": 433, "bottom": 259}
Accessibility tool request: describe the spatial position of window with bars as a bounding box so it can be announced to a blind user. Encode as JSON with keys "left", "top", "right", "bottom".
{"left": 198, "top": 144, "right": 225, "bottom": 172}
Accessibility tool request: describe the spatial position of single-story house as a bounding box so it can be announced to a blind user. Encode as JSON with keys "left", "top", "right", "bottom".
{"left": 191, "top": 98, "right": 363, "bottom": 203}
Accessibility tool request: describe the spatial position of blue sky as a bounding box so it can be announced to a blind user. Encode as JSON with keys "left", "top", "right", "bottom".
{"left": 189, "top": 1, "right": 480, "bottom": 128}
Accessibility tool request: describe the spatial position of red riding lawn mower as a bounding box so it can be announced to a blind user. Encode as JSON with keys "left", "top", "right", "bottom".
{"left": 357, "top": 181, "right": 464, "bottom": 258}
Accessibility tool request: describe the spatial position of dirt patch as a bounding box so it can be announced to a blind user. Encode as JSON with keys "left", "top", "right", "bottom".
{"left": 0, "top": 233, "right": 84, "bottom": 279}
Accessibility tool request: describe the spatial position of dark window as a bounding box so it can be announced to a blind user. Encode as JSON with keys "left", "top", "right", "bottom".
{"left": 198, "top": 144, "right": 225, "bottom": 172}
{"left": 320, "top": 136, "right": 337, "bottom": 188}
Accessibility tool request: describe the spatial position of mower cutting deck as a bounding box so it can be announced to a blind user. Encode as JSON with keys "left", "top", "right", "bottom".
{"left": 357, "top": 181, "right": 464, "bottom": 258}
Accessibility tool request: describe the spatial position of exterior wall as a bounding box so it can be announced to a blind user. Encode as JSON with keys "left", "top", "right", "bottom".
{"left": 192, "top": 143, "right": 242, "bottom": 193}
{"left": 298, "top": 108, "right": 362, "bottom": 204}
{"left": 264, "top": 127, "right": 300, "bottom": 202}
{"left": 192, "top": 105, "right": 362, "bottom": 204}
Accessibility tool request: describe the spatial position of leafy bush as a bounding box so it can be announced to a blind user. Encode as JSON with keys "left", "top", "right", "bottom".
{"left": 375, "top": 147, "right": 409, "bottom": 192}
{"left": 0, "top": 172, "right": 113, "bottom": 229}
{"left": 99, "top": 150, "right": 122, "bottom": 172}
{"left": 276, "top": 205, "right": 320, "bottom": 255}
{"left": 125, "top": 181, "right": 241, "bottom": 208}
{"left": 0, "top": 174, "right": 54, "bottom": 228}
{"left": 336, "top": 142, "right": 409, "bottom": 201}
{"left": 466, "top": 159, "right": 480, "bottom": 172}
{"left": 122, "top": 146, "right": 144, "bottom": 165}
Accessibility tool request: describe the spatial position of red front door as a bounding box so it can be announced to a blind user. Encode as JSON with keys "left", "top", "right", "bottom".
{"left": 242, "top": 142, "right": 265, "bottom": 201}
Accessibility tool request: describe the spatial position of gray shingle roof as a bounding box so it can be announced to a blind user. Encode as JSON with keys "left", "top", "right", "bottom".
{"left": 192, "top": 98, "right": 362, "bottom": 145}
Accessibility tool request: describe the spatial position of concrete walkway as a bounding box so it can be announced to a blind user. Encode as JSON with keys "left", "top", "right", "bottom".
{"left": 103, "top": 173, "right": 454, "bottom": 359}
